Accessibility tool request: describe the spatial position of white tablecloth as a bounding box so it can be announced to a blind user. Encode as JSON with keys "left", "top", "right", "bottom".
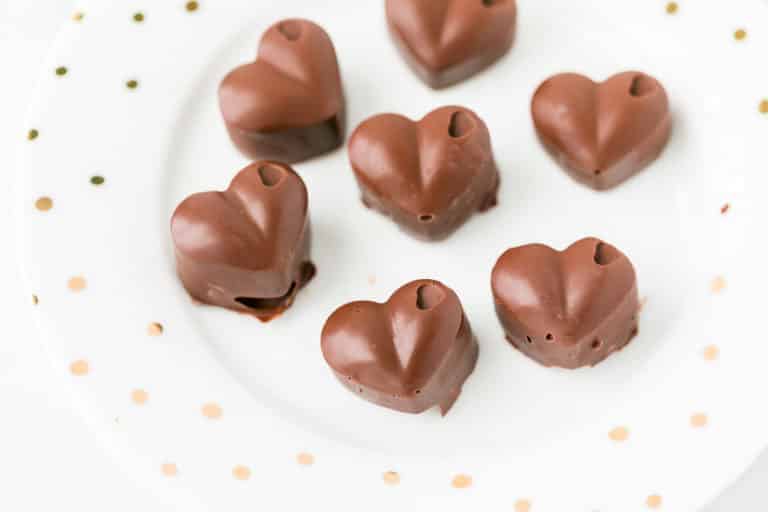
{"left": 1, "top": 1, "right": 765, "bottom": 510}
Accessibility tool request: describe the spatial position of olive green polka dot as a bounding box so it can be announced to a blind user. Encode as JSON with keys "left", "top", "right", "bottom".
{"left": 90, "top": 175, "right": 105, "bottom": 186}
{"left": 27, "top": 129, "right": 39, "bottom": 141}
{"left": 126, "top": 79, "right": 139, "bottom": 90}
{"left": 55, "top": 66, "right": 68, "bottom": 76}
{"left": 133, "top": 12, "right": 145, "bottom": 22}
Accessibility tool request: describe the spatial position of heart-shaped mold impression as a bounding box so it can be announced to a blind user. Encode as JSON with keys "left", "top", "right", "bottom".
{"left": 171, "top": 161, "right": 314, "bottom": 321}
{"left": 219, "top": 19, "right": 346, "bottom": 163}
{"left": 321, "top": 280, "right": 478, "bottom": 415}
{"left": 531, "top": 71, "right": 672, "bottom": 190}
{"left": 491, "top": 237, "right": 639, "bottom": 369}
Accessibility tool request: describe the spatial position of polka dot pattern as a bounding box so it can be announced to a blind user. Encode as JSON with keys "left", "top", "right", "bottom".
{"left": 70, "top": 359, "right": 89, "bottom": 376}
{"left": 451, "top": 474, "right": 472, "bottom": 489}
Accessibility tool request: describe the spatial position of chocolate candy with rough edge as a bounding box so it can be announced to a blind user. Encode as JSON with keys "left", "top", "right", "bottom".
{"left": 321, "top": 280, "right": 479, "bottom": 415}
{"left": 491, "top": 238, "right": 639, "bottom": 369}
{"left": 171, "top": 161, "right": 314, "bottom": 322}
{"left": 386, "top": 0, "right": 517, "bottom": 89}
{"left": 348, "top": 106, "right": 499, "bottom": 241}
{"left": 219, "top": 19, "right": 346, "bottom": 163}
{"left": 531, "top": 71, "right": 672, "bottom": 190}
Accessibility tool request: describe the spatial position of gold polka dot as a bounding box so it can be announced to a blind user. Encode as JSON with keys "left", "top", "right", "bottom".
{"left": 72, "top": 11, "right": 84, "bottom": 22}
{"left": 734, "top": 29, "right": 747, "bottom": 41}
{"left": 296, "top": 452, "right": 314, "bottom": 466}
{"left": 68, "top": 276, "right": 87, "bottom": 292}
{"left": 232, "top": 465, "right": 251, "bottom": 480}
{"left": 703, "top": 345, "right": 719, "bottom": 361}
{"left": 70, "top": 359, "right": 89, "bottom": 376}
{"left": 760, "top": 99, "right": 768, "bottom": 114}
{"left": 147, "top": 322, "right": 163, "bottom": 336}
{"left": 186, "top": 1, "right": 199, "bottom": 12}
{"left": 126, "top": 79, "right": 139, "bottom": 90}
{"left": 382, "top": 471, "right": 400, "bottom": 485}
{"left": 609, "top": 426, "right": 630, "bottom": 442}
{"left": 201, "top": 402, "right": 222, "bottom": 419}
{"left": 515, "top": 500, "right": 532, "bottom": 512}
{"left": 161, "top": 463, "right": 178, "bottom": 477}
{"left": 131, "top": 389, "right": 149, "bottom": 405}
{"left": 27, "top": 129, "right": 39, "bottom": 140}
{"left": 133, "top": 12, "right": 145, "bottom": 22}
{"left": 665, "top": 2, "right": 678, "bottom": 14}
{"left": 32, "top": 294, "right": 39, "bottom": 305}
{"left": 55, "top": 66, "right": 67, "bottom": 76}
{"left": 35, "top": 197, "right": 53, "bottom": 211}
{"left": 647, "top": 494, "right": 663, "bottom": 508}
{"left": 451, "top": 474, "right": 472, "bottom": 489}
{"left": 711, "top": 276, "right": 726, "bottom": 293}
{"left": 691, "top": 413, "right": 708, "bottom": 428}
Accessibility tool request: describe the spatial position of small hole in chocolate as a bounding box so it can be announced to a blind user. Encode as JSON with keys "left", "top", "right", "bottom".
{"left": 418, "top": 214, "right": 434, "bottom": 223}
{"left": 482, "top": 0, "right": 498, "bottom": 6}
{"left": 629, "top": 74, "right": 656, "bottom": 97}
{"left": 448, "top": 111, "right": 474, "bottom": 138}
{"left": 591, "top": 338, "right": 602, "bottom": 350}
{"left": 258, "top": 164, "right": 284, "bottom": 187}
{"left": 235, "top": 282, "right": 295, "bottom": 310}
{"left": 593, "top": 242, "right": 621, "bottom": 266}
{"left": 545, "top": 333, "right": 554, "bottom": 341}
{"left": 630, "top": 326, "right": 639, "bottom": 338}
{"left": 277, "top": 20, "right": 302, "bottom": 41}
{"left": 594, "top": 169, "right": 602, "bottom": 176}
{"left": 526, "top": 336, "right": 533, "bottom": 344}
{"left": 358, "top": 387, "right": 363, "bottom": 393}
{"left": 416, "top": 284, "right": 444, "bottom": 310}
{"left": 415, "top": 389, "right": 421, "bottom": 394}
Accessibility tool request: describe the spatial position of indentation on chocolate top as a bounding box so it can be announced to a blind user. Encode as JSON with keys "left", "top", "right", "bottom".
{"left": 629, "top": 74, "right": 655, "bottom": 97}
{"left": 277, "top": 20, "right": 302, "bottom": 41}
{"left": 418, "top": 214, "right": 435, "bottom": 223}
{"left": 448, "top": 111, "right": 474, "bottom": 138}
{"left": 416, "top": 283, "right": 444, "bottom": 310}
{"left": 591, "top": 338, "right": 602, "bottom": 350}
{"left": 482, "top": 0, "right": 499, "bottom": 6}
{"left": 593, "top": 242, "right": 621, "bottom": 266}
{"left": 258, "top": 164, "right": 285, "bottom": 187}
{"left": 236, "top": 282, "right": 296, "bottom": 310}
{"left": 545, "top": 333, "right": 554, "bottom": 341}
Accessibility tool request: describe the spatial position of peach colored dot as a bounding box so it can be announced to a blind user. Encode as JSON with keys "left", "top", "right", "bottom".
{"left": 711, "top": 276, "right": 726, "bottom": 293}
{"left": 646, "top": 494, "right": 662, "bottom": 508}
{"left": 296, "top": 452, "right": 315, "bottom": 466}
{"left": 760, "top": 100, "right": 768, "bottom": 114}
{"left": 382, "top": 471, "right": 400, "bottom": 485}
{"left": 451, "top": 474, "right": 472, "bottom": 489}
{"left": 703, "top": 345, "right": 720, "bottom": 361}
{"left": 68, "top": 276, "right": 87, "bottom": 292}
{"left": 734, "top": 29, "right": 747, "bottom": 41}
{"left": 691, "top": 413, "right": 708, "bottom": 428}
{"left": 35, "top": 197, "right": 53, "bottom": 211}
{"left": 515, "top": 500, "right": 532, "bottom": 512}
{"left": 232, "top": 465, "right": 251, "bottom": 480}
{"left": 665, "top": 2, "right": 678, "bottom": 14}
{"left": 131, "top": 389, "right": 149, "bottom": 405}
{"left": 201, "top": 402, "right": 222, "bottom": 419}
{"left": 147, "top": 322, "right": 163, "bottom": 336}
{"left": 161, "top": 463, "right": 178, "bottom": 477}
{"left": 609, "top": 426, "right": 630, "bottom": 442}
{"left": 69, "top": 359, "right": 89, "bottom": 376}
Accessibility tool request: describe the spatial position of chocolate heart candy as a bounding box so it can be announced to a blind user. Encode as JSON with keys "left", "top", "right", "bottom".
{"left": 386, "top": 0, "right": 517, "bottom": 89}
{"left": 348, "top": 106, "right": 499, "bottom": 241}
{"left": 171, "top": 161, "right": 314, "bottom": 321}
{"left": 531, "top": 71, "right": 672, "bottom": 190}
{"left": 219, "top": 19, "right": 346, "bottom": 163}
{"left": 321, "top": 280, "right": 478, "bottom": 415}
{"left": 491, "top": 238, "right": 639, "bottom": 369}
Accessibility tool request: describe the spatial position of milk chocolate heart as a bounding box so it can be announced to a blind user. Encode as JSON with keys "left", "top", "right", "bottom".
{"left": 321, "top": 280, "right": 478, "bottom": 415}
{"left": 219, "top": 19, "right": 346, "bottom": 163}
{"left": 386, "top": 0, "right": 517, "bottom": 89}
{"left": 348, "top": 106, "right": 499, "bottom": 241}
{"left": 171, "top": 161, "right": 314, "bottom": 321}
{"left": 531, "top": 71, "right": 672, "bottom": 190}
{"left": 491, "top": 238, "right": 639, "bottom": 369}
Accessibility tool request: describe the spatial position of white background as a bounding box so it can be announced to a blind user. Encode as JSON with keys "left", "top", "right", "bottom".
{"left": 0, "top": 1, "right": 765, "bottom": 510}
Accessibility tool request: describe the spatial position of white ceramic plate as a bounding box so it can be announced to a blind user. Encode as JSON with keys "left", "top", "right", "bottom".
{"left": 16, "top": 1, "right": 768, "bottom": 510}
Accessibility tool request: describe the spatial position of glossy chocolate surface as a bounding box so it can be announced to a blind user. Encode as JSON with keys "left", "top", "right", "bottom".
{"left": 348, "top": 106, "right": 499, "bottom": 241}
{"left": 491, "top": 238, "right": 639, "bottom": 369}
{"left": 386, "top": 0, "right": 517, "bottom": 89}
{"left": 219, "top": 19, "right": 346, "bottom": 163}
{"left": 321, "top": 280, "right": 478, "bottom": 415}
{"left": 171, "top": 161, "right": 314, "bottom": 321}
{"left": 532, "top": 71, "right": 672, "bottom": 190}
